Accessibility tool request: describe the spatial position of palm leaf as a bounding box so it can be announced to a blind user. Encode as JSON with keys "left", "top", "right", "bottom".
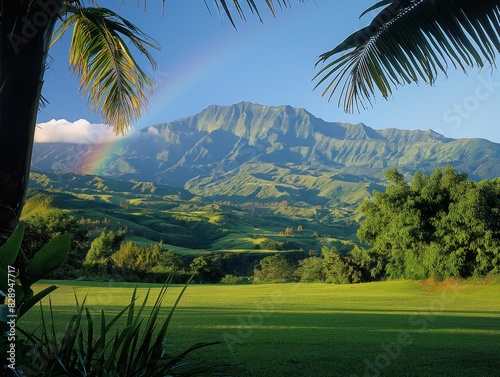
{"left": 52, "top": 5, "right": 159, "bottom": 135}
{"left": 314, "top": 0, "right": 500, "bottom": 113}
{"left": 210, "top": 0, "right": 288, "bottom": 26}
{"left": 159, "top": 0, "right": 301, "bottom": 28}
{"left": 48, "top": 1, "right": 303, "bottom": 135}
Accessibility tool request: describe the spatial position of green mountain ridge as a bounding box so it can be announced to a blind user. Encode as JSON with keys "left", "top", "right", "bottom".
{"left": 32, "top": 102, "right": 500, "bottom": 206}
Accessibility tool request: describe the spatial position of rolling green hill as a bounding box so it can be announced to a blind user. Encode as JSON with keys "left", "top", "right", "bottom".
{"left": 28, "top": 172, "right": 359, "bottom": 255}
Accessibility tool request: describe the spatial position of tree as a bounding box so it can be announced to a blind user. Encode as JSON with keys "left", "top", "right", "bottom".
{"left": 0, "top": 1, "right": 299, "bottom": 242}
{"left": 0, "top": 2, "right": 158, "bottom": 241}
{"left": 253, "top": 254, "right": 295, "bottom": 283}
{"left": 313, "top": 1, "right": 500, "bottom": 112}
{"left": 294, "top": 247, "right": 364, "bottom": 283}
{"left": 321, "top": 247, "right": 362, "bottom": 284}
{"left": 357, "top": 166, "right": 500, "bottom": 279}
{"left": 158, "top": 249, "right": 185, "bottom": 274}
{"left": 22, "top": 209, "right": 88, "bottom": 277}
{"left": 189, "top": 255, "right": 224, "bottom": 283}
{"left": 111, "top": 241, "right": 162, "bottom": 277}
{"left": 294, "top": 256, "right": 323, "bottom": 282}
{"left": 84, "top": 229, "right": 125, "bottom": 273}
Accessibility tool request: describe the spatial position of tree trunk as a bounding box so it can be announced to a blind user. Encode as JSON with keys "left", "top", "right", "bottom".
{"left": 0, "top": 0, "right": 63, "bottom": 242}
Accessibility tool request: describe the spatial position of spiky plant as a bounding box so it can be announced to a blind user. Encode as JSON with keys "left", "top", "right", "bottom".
{"left": 19, "top": 279, "right": 226, "bottom": 376}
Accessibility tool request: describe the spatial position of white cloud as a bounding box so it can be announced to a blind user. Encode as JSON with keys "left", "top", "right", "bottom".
{"left": 146, "top": 126, "right": 160, "bottom": 136}
{"left": 35, "top": 119, "right": 124, "bottom": 144}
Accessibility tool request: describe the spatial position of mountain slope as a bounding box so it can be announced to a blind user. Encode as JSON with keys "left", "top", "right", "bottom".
{"left": 32, "top": 102, "right": 500, "bottom": 206}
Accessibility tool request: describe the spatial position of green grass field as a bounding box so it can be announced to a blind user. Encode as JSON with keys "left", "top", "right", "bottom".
{"left": 20, "top": 279, "right": 500, "bottom": 377}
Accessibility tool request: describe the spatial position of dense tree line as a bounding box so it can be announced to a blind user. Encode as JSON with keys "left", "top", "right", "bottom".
{"left": 258, "top": 238, "right": 300, "bottom": 251}
{"left": 356, "top": 166, "right": 500, "bottom": 280}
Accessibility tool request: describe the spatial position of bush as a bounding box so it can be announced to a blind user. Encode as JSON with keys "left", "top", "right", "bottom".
{"left": 189, "top": 255, "right": 224, "bottom": 283}
{"left": 84, "top": 229, "right": 125, "bottom": 273}
{"left": 220, "top": 274, "right": 251, "bottom": 284}
{"left": 112, "top": 241, "right": 162, "bottom": 276}
{"left": 22, "top": 209, "right": 88, "bottom": 277}
{"left": 322, "top": 248, "right": 363, "bottom": 284}
{"left": 294, "top": 247, "right": 366, "bottom": 284}
{"left": 259, "top": 238, "right": 299, "bottom": 251}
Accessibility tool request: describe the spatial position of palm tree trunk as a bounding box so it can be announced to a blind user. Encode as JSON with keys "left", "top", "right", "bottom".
{"left": 0, "top": 1, "right": 62, "bottom": 242}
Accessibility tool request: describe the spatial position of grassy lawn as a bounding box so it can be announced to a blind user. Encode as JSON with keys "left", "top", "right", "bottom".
{"left": 20, "top": 279, "right": 500, "bottom": 377}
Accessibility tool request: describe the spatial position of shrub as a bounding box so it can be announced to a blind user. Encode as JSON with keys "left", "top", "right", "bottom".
{"left": 189, "top": 256, "right": 224, "bottom": 283}
{"left": 322, "top": 247, "right": 363, "bottom": 284}
{"left": 84, "top": 229, "right": 125, "bottom": 273}
{"left": 259, "top": 238, "right": 299, "bottom": 251}
{"left": 294, "top": 248, "right": 366, "bottom": 284}
{"left": 220, "top": 274, "right": 251, "bottom": 284}
{"left": 112, "top": 241, "right": 162, "bottom": 275}
{"left": 22, "top": 209, "right": 88, "bottom": 277}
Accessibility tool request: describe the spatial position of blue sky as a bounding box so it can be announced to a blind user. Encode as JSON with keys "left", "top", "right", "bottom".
{"left": 38, "top": 1, "right": 500, "bottom": 143}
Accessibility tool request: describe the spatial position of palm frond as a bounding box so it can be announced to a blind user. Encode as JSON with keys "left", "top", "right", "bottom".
{"left": 160, "top": 0, "right": 301, "bottom": 28}
{"left": 52, "top": 5, "right": 159, "bottom": 134}
{"left": 210, "top": 0, "right": 294, "bottom": 27}
{"left": 314, "top": 0, "right": 500, "bottom": 113}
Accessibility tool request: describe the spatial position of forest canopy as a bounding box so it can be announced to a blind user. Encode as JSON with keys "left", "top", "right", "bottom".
{"left": 357, "top": 166, "right": 500, "bottom": 280}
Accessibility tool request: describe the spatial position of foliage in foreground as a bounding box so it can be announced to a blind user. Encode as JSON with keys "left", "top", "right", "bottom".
{"left": 19, "top": 279, "right": 223, "bottom": 377}
{"left": 0, "top": 223, "right": 70, "bottom": 320}
{"left": 0, "top": 223, "right": 71, "bottom": 375}
{"left": 314, "top": 1, "right": 500, "bottom": 113}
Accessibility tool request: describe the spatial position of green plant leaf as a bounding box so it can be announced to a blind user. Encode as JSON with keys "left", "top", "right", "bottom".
{"left": 0, "top": 222, "right": 24, "bottom": 269}
{"left": 359, "top": 0, "right": 393, "bottom": 18}
{"left": 0, "top": 269, "right": 25, "bottom": 304}
{"left": 17, "top": 285, "right": 57, "bottom": 318}
{"left": 52, "top": 6, "right": 159, "bottom": 135}
{"left": 20, "top": 279, "right": 225, "bottom": 375}
{"left": 83, "top": 307, "right": 94, "bottom": 373}
{"left": 26, "top": 233, "right": 71, "bottom": 283}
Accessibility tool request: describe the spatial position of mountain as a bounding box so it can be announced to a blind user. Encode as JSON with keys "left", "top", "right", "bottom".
{"left": 32, "top": 102, "right": 500, "bottom": 207}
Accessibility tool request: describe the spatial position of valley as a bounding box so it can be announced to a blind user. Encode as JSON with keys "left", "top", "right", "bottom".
{"left": 28, "top": 171, "right": 359, "bottom": 256}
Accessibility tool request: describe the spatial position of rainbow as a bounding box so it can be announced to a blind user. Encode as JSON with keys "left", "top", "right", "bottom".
{"left": 74, "top": 36, "right": 237, "bottom": 176}
{"left": 73, "top": 140, "right": 125, "bottom": 176}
